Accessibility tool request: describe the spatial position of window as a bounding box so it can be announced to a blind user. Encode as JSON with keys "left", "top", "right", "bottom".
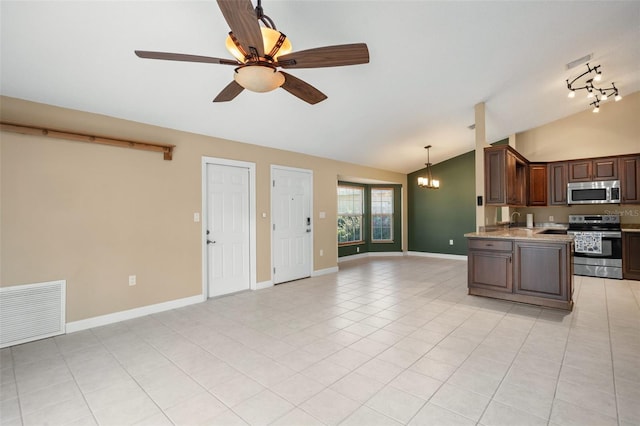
{"left": 371, "top": 188, "right": 393, "bottom": 242}
{"left": 337, "top": 186, "right": 364, "bottom": 244}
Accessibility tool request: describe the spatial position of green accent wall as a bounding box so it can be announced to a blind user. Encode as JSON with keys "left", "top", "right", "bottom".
{"left": 408, "top": 150, "right": 476, "bottom": 255}
{"left": 338, "top": 182, "right": 403, "bottom": 257}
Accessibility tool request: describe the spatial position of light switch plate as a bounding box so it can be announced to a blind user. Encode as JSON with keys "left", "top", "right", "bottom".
{"left": 194, "top": 212, "right": 200, "bottom": 222}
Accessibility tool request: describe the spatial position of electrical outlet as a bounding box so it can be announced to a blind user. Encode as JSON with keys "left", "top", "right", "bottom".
{"left": 356, "top": 247, "right": 360, "bottom": 253}
{"left": 320, "top": 249, "right": 324, "bottom": 256}
{"left": 549, "top": 216, "right": 554, "bottom": 222}
{"left": 449, "top": 239, "right": 454, "bottom": 245}
{"left": 128, "top": 275, "right": 136, "bottom": 286}
{"left": 193, "top": 212, "right": 200, "bottom": 223}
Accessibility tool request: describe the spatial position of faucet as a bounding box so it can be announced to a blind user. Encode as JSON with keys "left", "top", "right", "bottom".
{"left": 510, "top": 211, "right": 521, "bottom": 227}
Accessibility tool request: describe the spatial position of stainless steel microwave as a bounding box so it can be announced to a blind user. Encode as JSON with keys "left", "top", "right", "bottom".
{"left": 567, "top": 180, "right": 621, "bottom": 204}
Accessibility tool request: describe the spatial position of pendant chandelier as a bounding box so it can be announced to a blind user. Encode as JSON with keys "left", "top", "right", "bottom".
{"left": 417, "top": 145, "right": 440, "bottom": 189}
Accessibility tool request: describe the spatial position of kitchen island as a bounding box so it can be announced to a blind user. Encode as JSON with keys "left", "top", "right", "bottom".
{"left": 465, "top": 227, "right": 574, "bottom": 310}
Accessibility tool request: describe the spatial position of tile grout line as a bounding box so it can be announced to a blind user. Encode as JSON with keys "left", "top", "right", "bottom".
{"left": 603, "top": 279, "right": 621, "bottom": 426}
{"left": 472, "top": 303, "right": 550, "bottom": 426}
{"left": 401, "top": 298, "right": 516, "bottom": 425}
{"left": 52, "top": 336, "right": 102, "bottom": 426}
{"left": 7, "top": 348, "right": 24, "bottom": 426}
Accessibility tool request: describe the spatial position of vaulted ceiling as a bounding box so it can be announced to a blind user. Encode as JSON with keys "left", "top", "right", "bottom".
{"left": 2, "top": 1, "right": 639, "bottom": 173}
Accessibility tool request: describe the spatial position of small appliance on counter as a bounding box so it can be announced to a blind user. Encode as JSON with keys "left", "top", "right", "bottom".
{"left": 567, "top": 214, "right": 622, "bottom": 279}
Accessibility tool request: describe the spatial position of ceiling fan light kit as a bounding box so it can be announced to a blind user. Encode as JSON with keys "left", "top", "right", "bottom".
{"left": 565, "top": 62, "right": 622, "bottom": 113}
{"left": 234, "top": 66, "right": 284, "bottom": 92}
{"left": 225, "top": 27, "right": 292, "bottom": 63}
{"left": 134, "top": 0, "right": 369, "bottom": 104}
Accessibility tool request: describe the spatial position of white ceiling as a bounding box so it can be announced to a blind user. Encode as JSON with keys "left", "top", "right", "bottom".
{"left": 2, "top": 1, "right": 639, "bottom": 174}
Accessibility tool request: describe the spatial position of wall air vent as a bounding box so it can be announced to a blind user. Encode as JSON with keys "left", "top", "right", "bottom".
{"left": 0, "top": 280, "right": 66, "bottom": 348}
{"left": 566, "top": 53, "right": 593, "bottom": 70}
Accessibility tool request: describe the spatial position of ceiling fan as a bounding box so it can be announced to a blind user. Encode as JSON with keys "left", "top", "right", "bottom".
{"left": 135, "top": 0, "right": 370, "bottom": 105}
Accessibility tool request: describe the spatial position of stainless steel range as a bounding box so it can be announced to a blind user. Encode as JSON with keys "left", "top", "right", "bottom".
{"left": 568, "top": 214, "right": 622, "bottom": 279}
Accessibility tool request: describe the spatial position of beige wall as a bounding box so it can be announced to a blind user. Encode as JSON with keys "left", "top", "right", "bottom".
{"left": 1, "top": 96, "right": 407, "bottom": 322}
{"left": 516, "top": 91, "right": 640, "bottom": 161}
{"left": 515, "top": 90, "right": 640, "bottom": 225}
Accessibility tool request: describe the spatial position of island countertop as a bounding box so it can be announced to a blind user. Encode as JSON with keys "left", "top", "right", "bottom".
{"left": 464, "top": 227, "right": 573, "bottom": 242}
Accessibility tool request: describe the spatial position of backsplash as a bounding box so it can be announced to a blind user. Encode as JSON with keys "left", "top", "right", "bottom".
{"left": 516, "top": 204, "right": 640, "bottom": 225}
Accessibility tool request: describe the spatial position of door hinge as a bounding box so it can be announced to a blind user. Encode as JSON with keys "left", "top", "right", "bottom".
{"left": 273, "top": 224, "right": 276, "bottom": 231}
{"left": 273, "top": 267, "right": 276, "bottom": 274}
{"left": 272, "top": 180, "right": 275, "bottom": 187}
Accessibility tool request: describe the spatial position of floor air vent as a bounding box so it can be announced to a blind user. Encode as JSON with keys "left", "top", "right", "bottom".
{"left": 0, "top": 280, "right": 66, "bottom": 348}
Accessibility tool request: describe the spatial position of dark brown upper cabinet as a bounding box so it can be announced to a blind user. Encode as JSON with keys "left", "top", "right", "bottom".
{"left": 528, "top": 164, "right": 547, "bottom": 206}
{"left": 620, "top": 155, "right": 640, "bottom": 204}
{"left": 485, "top": 148, "right": 638, "bottom": 207}
{"left": 568, "top": 157, "right": 618, "bottom": 182}
{"left": 485, "top": 145, "right": 528, "bottom": 206}
{"left": 548, "top": 162, "right": 568, "bottom": 205}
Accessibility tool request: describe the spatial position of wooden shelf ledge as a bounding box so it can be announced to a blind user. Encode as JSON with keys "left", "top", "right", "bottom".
{"left": 0, "top": 122, "right": 175, "bottom": 160}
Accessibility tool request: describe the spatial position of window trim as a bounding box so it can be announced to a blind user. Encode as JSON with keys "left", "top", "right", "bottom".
{"left": 371, "top": 187, "right": 394, "bottom": 243}
{"left": 337, "top": 185, "right": 365, "bottom": 246}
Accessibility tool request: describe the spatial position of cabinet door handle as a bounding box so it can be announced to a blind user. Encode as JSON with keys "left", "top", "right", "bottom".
{"left": 509, "top": 256, "right": 512, "bottom": 263}
{"left": 486, "top": 243, "right": 493, "bottom": 247}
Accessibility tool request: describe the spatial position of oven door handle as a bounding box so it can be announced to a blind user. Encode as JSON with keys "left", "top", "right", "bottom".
{"left": 567, "top": 231, "right": 621, "bottom": 238}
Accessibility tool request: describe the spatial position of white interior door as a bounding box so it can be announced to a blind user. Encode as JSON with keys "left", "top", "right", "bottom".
{"left": 206, "top": 163, "right": 250, "bottom": 297}
{"left": 272, "top": 167, "right": 312, "bottom": 284}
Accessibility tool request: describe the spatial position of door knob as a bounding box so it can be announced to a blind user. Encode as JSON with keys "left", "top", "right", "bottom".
{"left": 207, "top": 239, "right": 216, "bottom": 245}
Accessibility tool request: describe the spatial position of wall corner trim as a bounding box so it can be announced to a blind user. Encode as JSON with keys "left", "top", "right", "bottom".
{"left": 65, "top": 294, "right": 205, "bottom": 334}
{"left": 407, "top": 251, "right": 468, "bottom": 261}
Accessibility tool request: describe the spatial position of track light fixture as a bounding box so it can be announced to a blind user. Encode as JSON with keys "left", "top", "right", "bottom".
{"left": 417, "top": 145, "right": 440, "bottom": 189}
{"left": 566, "top": 63, "right": 622, "bottom": 112}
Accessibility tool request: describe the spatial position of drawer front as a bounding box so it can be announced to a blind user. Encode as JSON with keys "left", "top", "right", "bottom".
{"left": 468, "top": 239, "right": 513, "bottom": 251}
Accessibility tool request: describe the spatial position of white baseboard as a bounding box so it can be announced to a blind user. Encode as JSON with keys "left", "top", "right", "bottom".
{"left": 407, "top": 251, "right": 467, "bottom": 261}
{"left": 66, "top": 294, "right": 205, "bottom": 333}
{"left": 312, "top": 266, "right": 339, "bottom": 276}
{"left": 337, "top": 252, "right": 369, "bottom": 263}
{"left": 368, "top": 251, "right": 404, "bottom": 257}
{"left": 255, "top": 280, "right": 273, "bottom": 290}
{"left": 338, "top": 251, "right": 404, "bottom": 263}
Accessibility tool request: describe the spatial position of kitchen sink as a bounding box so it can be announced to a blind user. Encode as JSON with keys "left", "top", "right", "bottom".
{"left": 538, "top": 229, "right": 568, "bottom": 235}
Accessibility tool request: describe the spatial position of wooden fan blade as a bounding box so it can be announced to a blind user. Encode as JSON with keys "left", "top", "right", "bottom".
{"left": 135, "top": 50, "right": 239, "bottom": 65}
{"left": 276, "top": 43, "right": 369, "bottom": 69}
{"left": 280, "top": 72, "right": 327, "bottom": 105}
{"left": 217, "top": 0, "right": 264, "bottom": 58}
{"left": 213, "top": 80, "right": 244, "bottom": 102}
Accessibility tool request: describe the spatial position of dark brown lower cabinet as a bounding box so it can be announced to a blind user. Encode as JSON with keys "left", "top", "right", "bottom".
{"left": 468, "top": 240, "right": 513, "bottom": 292}
{"left": 468, "top": 238, "right": 573, "bottom": 310}
{"left": 514, "top": 241, "right": 571, "bottom": 301}
{"left": 623, "top": 232, "right": 640, "bottom": 280}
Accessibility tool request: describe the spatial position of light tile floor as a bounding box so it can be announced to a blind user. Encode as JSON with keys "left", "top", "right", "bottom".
{"left": 1, "top": 256, "right": 639, "bottom": 426}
